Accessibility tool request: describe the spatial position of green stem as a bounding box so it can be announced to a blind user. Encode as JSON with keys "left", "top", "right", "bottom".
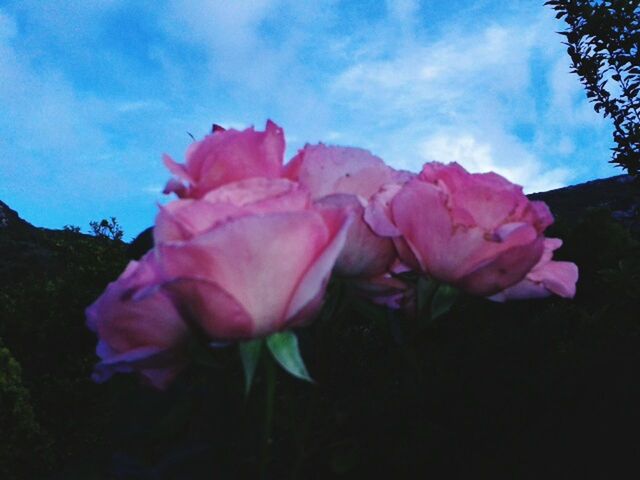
{"left": 290, "top": 389, "right": 318, "bottom": 480}
{"left": 259, "top": 354, "right": 276, "bottom": 479}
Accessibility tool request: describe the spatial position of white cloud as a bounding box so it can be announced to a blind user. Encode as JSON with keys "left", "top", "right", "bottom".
{"left": 116, "top": 100, "right": 167, "bottom": 113}
{"left": 547, "top": 56, "right": 605, "bottom": 128}
{"left": 326, "top": 5, "right": 612, "bottom": 190}
{"left": 160, "top": 0, "right": 325, "bottom": 88}
{"left": 420, "top": 130, "right": 571, "bottom": 193}
{"left": 156, "top": 0, "right": 339, "bottom": 147}
{"left": 142, "top": 184, "right": 164, "bottom": 195}
{"left": 331, "top": 22, "right": 537, "bottom": 119}
{"left": 0, "top": 18, "right": 108, "bottom": 158}
{"left": 326, "top": 131, "right": 344, "bottom": 141}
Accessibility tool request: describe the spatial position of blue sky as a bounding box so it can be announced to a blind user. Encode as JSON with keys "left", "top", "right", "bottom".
{"left": 0, "top": 0, "right": 619, "bottom": 239}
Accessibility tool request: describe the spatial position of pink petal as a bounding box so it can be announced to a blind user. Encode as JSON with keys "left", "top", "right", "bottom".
{"left": 86, "top": 256, "right": 188, "bottom": 353}
{"left": 459, "top": 235, "right": 544, "bottom": 296}
{"left": 157, "top": 212, "right": 338, "bottom": 336}
{"left": 185, "top": 120, "right": 285, "bottom": 198}
{"left": 284, "top": 144, "right": 399, "bottom": 200}
{"left": 421, "top": 162, "right": 526, "bottom": 230}
{"left": 529, "top": 260, "right": 578, "bottom": 298}
{"left": 162, "top": 278, "right": 254, "bottom": 339}
{"left": 316, "top": 194, "right": 395, "bottom": 277}
{"left": 202, "top": 177, "right": 310, "bottom": 213}
{"left": 391, "top": 178, "right": 543, "bottom": 294}
{"left": 154, "top": 199, "right": 247, "bottom": 243}
{"left": 350, "top": 273, "right": 414, "bottom": 310}
{"left": 390, "top": 179, "right": 454, "bottom": 274}
{"left": 285, "top": 207, "right": 353, "bottom": 320}
{"left": 163, "top": 178, "right": 188, "bottom": 198}
{"left": 363, "top": 183, "right": 404, "bottom": 237}
{"left": 527, "top": 201, "right": 554, "bottom": 232}
{"left": 85, "top": 253, "right": 190, "bottom": 389}
{"left": 93, "top": 344, "right": 186, "bottom": 390}
{"left": 488, "top": 238, "right": 578, "bottom": 301}
{"left": 163, "top": 154, "right": 193, "bottom": 183}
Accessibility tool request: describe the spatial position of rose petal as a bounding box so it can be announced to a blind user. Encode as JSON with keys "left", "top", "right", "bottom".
{"left": 285, "top": 144, "right": 401, "bottom": 200}
{"left": 316, "top": 194, "right": 395, "bottom": 277}
{"left": 157, "top": 211, "right": 342, "bottom": 336}
{"left": 285, "top": 207, "right": 353, "bottom": 319}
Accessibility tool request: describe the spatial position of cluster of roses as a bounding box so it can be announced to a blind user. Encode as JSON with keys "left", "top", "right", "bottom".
{"left": 86, "top": 121, "right": 578, "bottom": 389}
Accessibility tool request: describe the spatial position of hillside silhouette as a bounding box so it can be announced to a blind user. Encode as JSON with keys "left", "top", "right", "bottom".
{"left": 1, "top": 174, "right": 639, "bottom": 479}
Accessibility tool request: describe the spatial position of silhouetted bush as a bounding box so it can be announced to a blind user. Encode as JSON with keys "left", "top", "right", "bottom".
{"left": 0, "top": 220, "right": 128, "bottom": 477}
{"left": 1, "top": 208, "right": 639, "bottom": 478}
{"left": 0, "top": 338, "right": 53, "bottom": 479}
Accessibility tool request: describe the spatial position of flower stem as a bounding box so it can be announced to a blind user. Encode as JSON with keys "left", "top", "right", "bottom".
{"left": 259, "top": 353, "right": 276, "bottom": 479}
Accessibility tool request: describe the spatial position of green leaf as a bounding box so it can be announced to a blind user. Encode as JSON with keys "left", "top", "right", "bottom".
{"left": 239, "top": 339, "right": 263, "bottom": 395}
{"left": 430, "top": 284, "right": 459, "bottom": 321}
{"left": 416, "top": 276, "right": 438, "bottom": 314}
{"left": 266, "top": 331, "right": 313, "bottom": 382}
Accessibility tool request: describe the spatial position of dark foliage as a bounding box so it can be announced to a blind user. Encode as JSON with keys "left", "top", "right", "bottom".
{"left": 529, "top": 173, "right": 640, "bottom": 235}
{"left": 0, "top": 338, "right": 53, "bottom": 478}
{"left": 546, "top": 0, "right": 640, "bottom": 174}
{"left": 0, "top": 203, "right": 128, "bottom": 479}
{"left": 89, "top": 217, "right": 125, "bottom": 242}
{"left": 1, "top": 177, "right": 639, "bottom": 478}
{"left": 127, "top": 226, "right": 154, "bottom": 261}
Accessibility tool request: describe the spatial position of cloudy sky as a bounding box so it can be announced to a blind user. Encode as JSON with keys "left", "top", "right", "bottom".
{"left": 0, "top": 0, "right": 619, "bottom": 239}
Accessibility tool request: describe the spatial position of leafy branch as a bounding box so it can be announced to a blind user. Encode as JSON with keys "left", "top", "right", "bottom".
{"left": 546, "top": 0, "right": 640, "bottom": 174}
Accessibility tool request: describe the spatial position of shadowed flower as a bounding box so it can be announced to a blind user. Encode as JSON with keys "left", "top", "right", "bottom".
{"left": 86, "top": 252, "right": 190, "bottom": 389}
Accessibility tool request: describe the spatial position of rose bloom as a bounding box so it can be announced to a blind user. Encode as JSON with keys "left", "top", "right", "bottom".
{"left": 284, "top": 144, "right": 411, "bottom": 200}
{"left": 284, "top": 144, "right": 411, "bottom": 277}
{"left": 365, "top": 162, "right": 572, "bottom": 297}
{"left": 163, "top": 120, "right": 285, "bottom": 199}
{"left": 154, "top": 177, "right": 353, "bottom": 340}
{"left": 86, "top": 252, "right": 191, "bottom": 389}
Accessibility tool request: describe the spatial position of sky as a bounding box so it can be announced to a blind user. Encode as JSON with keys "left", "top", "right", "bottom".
{"left": 0, "top": 0, "right": 620, "bottom": 239}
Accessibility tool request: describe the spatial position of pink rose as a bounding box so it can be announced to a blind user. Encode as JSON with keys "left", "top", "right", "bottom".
{"left": 86, "top": 252, "right": 190, "bottom": 389}
{"left": 163, "top": 120, "right": 285, "bottom": 199}
{"left": 284, "top": 144, "right": 411, "bottom": 200}
{"left": 155, "top": 178, "right": 353, "bottom": 340}
{"left": 366, "top": 162, "right": 555, "bottom": 296}
{"left": 489, "top": 238, "right": 579, "bottom": 301}
{"left": 315, "top": 194, "right": 397, "bottom": 277}
{"left": 284, "top": 144, "right": 411, "bottom": 277}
